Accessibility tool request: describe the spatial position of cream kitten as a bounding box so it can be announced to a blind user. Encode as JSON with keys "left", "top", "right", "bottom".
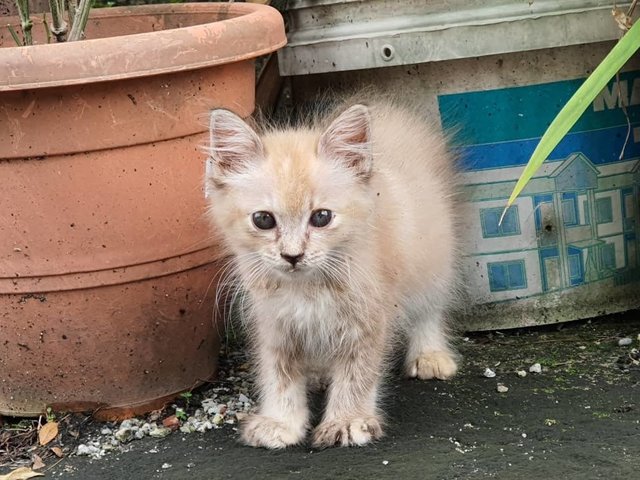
{"left": 205, "top": 99, "right": 460, "bottom": 449}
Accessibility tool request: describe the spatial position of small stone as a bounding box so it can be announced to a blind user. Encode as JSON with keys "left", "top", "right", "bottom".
{"left": 212, "top": 413, "right": 225, "bottom": 426}
{"left": 76, "top": 443, "right": 103, "bottom": 458}
{"left": 147, "top": 410, "right": 162, "bottom": 422}
{"left": 120, "top": 419, "right": 133, "bottom": 429}
{"left": 578, "top": 345, "right": 587, "bottom": 350}
{"left": 618, "top": 337, "right": 633, "bottom": 346}
{"left": 148, "top": 426, "right": 172, "bottom": 438}
{"left": 202, "top": 401, "right": 221, "bottom": 415}
{"left": 161, "top": 463, "right": 172, "bottom": 469}
{"left": 162, "top": 415, "right": 181, "bottom": 431}
{"left": 529, "top": 363, "right": 542, "bottom": 374}
{"left": 483, "top": 368, "right": 496, "bottom": 378}
{"left": 134, "top": 429, "right": 145, "bottom": 440}
{"left": 196, "top": 421, "right": 213, "bottom": 433}
{"left": 187, "top": 463, "right": 196, "bottom": 469}
{"left": 382, "top": 460, "right": 389, "bottom": 465}
{"left": 180, "top": 424, "right": 195, "bottom": 434}
{"left": 100, "top": 427, "right": 113, "bottom": 435}
{"left": 76, "top": 444, "right": 92, "bottom": 456}
{"left": 497, "top": 384, "right": 509, "bottom": 393}
{"left": 114, "top": 427, "right": 134, "bottom": 443}
{"left": 516, "top": 370, "right": 527, "bottom": 378}
{"left": 238, "top": 393, "right": 250, "bottom": 403}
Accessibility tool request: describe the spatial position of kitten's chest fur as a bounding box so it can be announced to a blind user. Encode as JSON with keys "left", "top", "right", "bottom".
{"left": 251, "top": 283, "right": 377, "bottom": 358}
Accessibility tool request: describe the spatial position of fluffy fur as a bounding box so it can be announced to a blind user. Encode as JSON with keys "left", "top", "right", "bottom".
{"left": 205, "top": 98, "right": 460, "bottom": 449}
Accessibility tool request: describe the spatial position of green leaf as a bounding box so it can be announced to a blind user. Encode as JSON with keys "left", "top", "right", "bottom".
{"left": 503, "top": 19, "right": 640, "bottom": 213}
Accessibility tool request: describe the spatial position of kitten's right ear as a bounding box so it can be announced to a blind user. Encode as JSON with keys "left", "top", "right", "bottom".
{"left": 318, "top": 104, "right": 373, "bottom": 181}
{"left": 208, "top": 109, "right": 263, "bottom": 183}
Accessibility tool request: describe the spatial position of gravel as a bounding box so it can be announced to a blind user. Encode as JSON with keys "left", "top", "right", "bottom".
{"left": 483, "top": 368, "right": 496, "bottom": 378}
{"left": 529, "top": 363, "right": 542, "bottom": 374}
{"left": 73, "top": 353, "right": 255, "bottom": 461}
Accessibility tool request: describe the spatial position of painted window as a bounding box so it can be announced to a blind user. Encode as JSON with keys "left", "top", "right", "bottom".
{"left": 487, "top": 260, "right": 527, "bottom": 292}
{"left": 582, "top": 200, "right": 591, "bottom": 225}
{"left": 600, "top": 243, "right": 616, "bottom": 270}
{"left": 568, "top": 254, "right": 582, "bottom": 281}
{"left": 562, "top": 193, "right": 578, "bottom": 226}
{"left": 480, "top": 206, "right": 520, "bottom": 238}
{"left": 596, "top": 197, "right": 613, "bottom": 224}
{"left": 622, "top": 188, "right": 635, "bottom": 231}
{"left": 567, "top": 246, "right": 585, "bottom": 286}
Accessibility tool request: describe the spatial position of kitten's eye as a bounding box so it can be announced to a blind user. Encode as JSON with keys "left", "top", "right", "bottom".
{"left": 252, "top": 211, "right": 276, "bottom": 230}
{"left": 310, "top": 209, "right": 333, "bottom": 228}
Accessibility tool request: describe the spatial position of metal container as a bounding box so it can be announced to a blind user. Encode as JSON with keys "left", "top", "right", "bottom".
{"left": 279, "top": 0, "right": 640, "bottom": 330}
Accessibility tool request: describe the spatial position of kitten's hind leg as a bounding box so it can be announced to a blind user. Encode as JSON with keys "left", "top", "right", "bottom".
{"left": 404, "top": 304, "right": 458, "bottom": 381}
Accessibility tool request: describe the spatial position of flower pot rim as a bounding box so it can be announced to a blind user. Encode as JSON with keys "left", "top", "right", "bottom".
{"left": 1, "top": 2, "right": 286, "bottom": 91}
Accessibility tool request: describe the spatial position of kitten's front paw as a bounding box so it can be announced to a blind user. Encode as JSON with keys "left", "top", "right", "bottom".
{"left": 311, "top": 416, "right": 382, "bottom": 448}
{"left": 240, "top": 414, "right": 305, "bottom": 449}
{"left": 407, "top": 350, "right": 458, "bottom": 380}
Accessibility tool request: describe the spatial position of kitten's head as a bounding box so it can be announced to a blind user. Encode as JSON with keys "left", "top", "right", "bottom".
{"left": 205, "top": 104, "right": 375, "bottom": 285}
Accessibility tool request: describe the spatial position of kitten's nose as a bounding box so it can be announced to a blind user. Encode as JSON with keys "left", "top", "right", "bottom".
{"left": 281, "top": 252, "right": 304, "bottom": 267}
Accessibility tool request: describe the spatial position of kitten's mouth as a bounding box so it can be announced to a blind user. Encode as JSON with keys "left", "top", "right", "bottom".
{"left": 277, "top": 264, "right": 307, "bottom": 275}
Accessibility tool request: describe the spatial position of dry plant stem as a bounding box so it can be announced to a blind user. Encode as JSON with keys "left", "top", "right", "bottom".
{"left": 7, "top": 24, "right": 23, "bottom": 46}
{"left": 67, "top": 0, "right": 92, "bottom": 41}
{"left": 48, "top": 0, "right": 68, "bottom": 42}
{"left": 15, "top": 0, "right": 33, "bottom": 45}
{"left": 615, "top": 3, "right": 636, "bottom": 160}
{"left": 616, "top": 70, "right": 631, "bottom": 160}
{"left": 43, "top": 13, "right": 52, "bottom": 44}
{"left": 68, "top": 0, "right": 78, "bottom": 26}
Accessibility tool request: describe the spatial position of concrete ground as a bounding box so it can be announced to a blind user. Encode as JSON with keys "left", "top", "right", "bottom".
{"left": 39, "top": 313, "right": 640, "bottom": 479}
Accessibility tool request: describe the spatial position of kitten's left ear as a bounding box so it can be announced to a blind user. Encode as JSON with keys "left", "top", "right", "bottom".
{"left": 318, "top": 104, "right": 373, "bottom": 180}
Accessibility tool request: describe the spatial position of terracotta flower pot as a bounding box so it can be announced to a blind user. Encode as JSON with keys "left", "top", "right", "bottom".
{"left": 0, "top": 3, "right": 285, "bottom": 419}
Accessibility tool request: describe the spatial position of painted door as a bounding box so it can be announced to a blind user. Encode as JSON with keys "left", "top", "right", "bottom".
{"left": 539, "top": 247, "right": 561, "bottom": 291}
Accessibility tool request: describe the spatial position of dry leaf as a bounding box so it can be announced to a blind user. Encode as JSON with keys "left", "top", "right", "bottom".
{"left": 0, "top": 467, "right": 45, "bottom": 480}
{"left": 50, "top": 446, "right": 64, "bottom": 458}
{"left": 38, "top": 421, "right": 58, "bottom": 446}
{"left": 612, "top": 7, "right": 632, "bottom": 31}
{"left": 31, "top": 454, "right": 45, "bottom": 471}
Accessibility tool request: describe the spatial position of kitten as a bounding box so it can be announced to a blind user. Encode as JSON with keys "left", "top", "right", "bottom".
{"left": 205, "top": 99, "right": 460, "bottom": 449}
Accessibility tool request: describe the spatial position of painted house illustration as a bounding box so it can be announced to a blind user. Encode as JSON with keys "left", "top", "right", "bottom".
{"left": 462, "top": 153, "right": 640, "bottom": 304}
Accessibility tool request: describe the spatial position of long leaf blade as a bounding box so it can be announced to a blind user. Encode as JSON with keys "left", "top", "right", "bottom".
{"left": 505, "top": 19, "right": 640, "bottom": 209}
